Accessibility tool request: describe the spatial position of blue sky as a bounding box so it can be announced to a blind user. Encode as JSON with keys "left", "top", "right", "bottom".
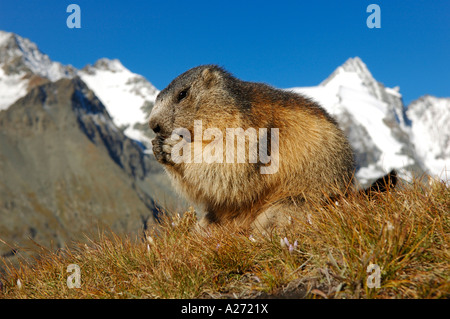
{"left": 0, "top": 0, "right": 449, "bottom": 105}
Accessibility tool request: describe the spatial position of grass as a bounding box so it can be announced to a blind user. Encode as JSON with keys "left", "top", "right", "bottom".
{"left": 0, "top": 176, "right": 449, "bottom": 299}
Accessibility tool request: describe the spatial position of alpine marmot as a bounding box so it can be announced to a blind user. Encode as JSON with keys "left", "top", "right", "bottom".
{"left": 149, "top": 65, "right": 373, "bottom": 229}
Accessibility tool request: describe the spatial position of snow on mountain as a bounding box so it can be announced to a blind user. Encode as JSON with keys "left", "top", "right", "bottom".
{"left": 288, "top": 57, "right": 418, "bottom": 184}
{"left": 0, "top": 66, "right": 29, "bottom": 111}
{"left": 78, "top": 58, "right": 158, "bottom": 146}
{"left": 0, "top": 30, "right": 74, "bottom": 110}
{"left": 407, "top": 95, "right": 450, "bottom": 178}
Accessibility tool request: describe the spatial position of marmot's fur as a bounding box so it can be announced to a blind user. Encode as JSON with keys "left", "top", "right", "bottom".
{"left": 149, "top": 65, "right": 356, "bottom": 229}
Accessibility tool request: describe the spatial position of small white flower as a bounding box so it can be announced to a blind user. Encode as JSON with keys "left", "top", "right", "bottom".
{"left": 17, "top": 279, "right": 22, "bottom": 289}
{"left": 307, "top": 214, "right": 313, "bottom": 225}
{"left": 249, "top": 235, "right": 256, "bottom": 242}
{"left": 386, "top": 221, "right": 394, "bottom": 231}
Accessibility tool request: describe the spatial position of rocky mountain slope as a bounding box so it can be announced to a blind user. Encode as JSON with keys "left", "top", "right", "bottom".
{"left": 0, "top": 31, "right": 177, "bottom": 262}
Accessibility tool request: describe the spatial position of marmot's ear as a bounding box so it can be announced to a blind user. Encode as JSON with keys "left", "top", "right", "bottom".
{"left": 201, "top": 68, "right": 220, "bottom": 89}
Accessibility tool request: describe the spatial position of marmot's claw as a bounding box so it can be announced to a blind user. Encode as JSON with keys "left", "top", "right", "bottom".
{"left": 152, "top": 135, "right": 175, "bottom": 165}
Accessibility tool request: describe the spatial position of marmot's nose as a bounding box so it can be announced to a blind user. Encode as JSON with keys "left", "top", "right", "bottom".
{"left": 149, "top": 100, "right": 171, "bottom": 135}
{"left": 150, "top": 122, "right": 161, "bottom": 134}
{"left": 148, "top": 116, "right": 161, "bottom": 134}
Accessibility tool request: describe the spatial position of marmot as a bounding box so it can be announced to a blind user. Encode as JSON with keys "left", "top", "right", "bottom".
{"left": 148, "top": 65, "right": 372, "bottom": 229}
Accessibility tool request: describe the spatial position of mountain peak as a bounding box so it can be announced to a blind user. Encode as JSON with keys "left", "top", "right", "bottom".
{"left": 82, "top": 58, "right": 126, "bottom": 74}
{"left": 93, "top": 58, "right": 125, "bottom": 72}
{"left": 0, "top": 30, "right": 73, "bottom": 81}
{"left": 319, "top": 56, "right": 405, "bottom": 119}
{"left": 320, "top": 56, "right": 376, "bottom": 87}
{"left": 0, "top": 30, "right": 14, "bottom": 47}
{"left": 340, "top": 56, "right": 369, "bottom": 73}
{"left": 290, "top": 56, "right": 417, "bottom": 183}
{"left": 0, "top": 31, "right": 23, "bottom": 65}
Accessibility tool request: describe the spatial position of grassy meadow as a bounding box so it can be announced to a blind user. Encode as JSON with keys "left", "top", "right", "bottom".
{"left": 0, "top": 176, "right": 448, "bottom": 299}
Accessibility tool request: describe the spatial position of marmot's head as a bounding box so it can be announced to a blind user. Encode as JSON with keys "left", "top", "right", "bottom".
{"left": 149, "top": 65, "right": 239, "bottom": 138}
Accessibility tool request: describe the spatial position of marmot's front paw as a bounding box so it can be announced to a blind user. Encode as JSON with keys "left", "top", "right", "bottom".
{"left": 152, "top": 135, "right": 174, "bottom": 165}
{"left": 152, "top": 134, "right": 185, "bottom": 165}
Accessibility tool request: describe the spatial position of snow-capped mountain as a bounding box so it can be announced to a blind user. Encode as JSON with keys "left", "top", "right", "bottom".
{"left": 0, "top": 31, "right": 74, "bottom": 82}
{"left": 0, "top": 31, "right": 73, "bottom": 110}
{"left": 0, "top": 30, "right": 158, "bottom": 147}
{"left": 79, "top": 58, "right": 158, "bottom": 146}
{"left": 288, "top": 57, "right": 433, "bottom": 183}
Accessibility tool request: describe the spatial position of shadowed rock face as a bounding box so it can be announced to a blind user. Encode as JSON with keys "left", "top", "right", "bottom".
{"left": 0, "top": 77, "right": 176, "bottom": 262}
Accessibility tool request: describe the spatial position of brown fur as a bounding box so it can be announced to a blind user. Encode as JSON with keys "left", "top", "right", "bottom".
{"left": 149, "top": 65, "right": 355, "bottom": 230}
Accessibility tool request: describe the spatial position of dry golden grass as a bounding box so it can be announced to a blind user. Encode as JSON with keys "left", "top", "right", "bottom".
{"left": 0, "top": 176, "right": 449, "bottom": 299}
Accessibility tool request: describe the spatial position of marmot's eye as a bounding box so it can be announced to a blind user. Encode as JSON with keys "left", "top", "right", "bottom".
{"left": 177, "top": 88, "right": 189, "bottom": 102}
